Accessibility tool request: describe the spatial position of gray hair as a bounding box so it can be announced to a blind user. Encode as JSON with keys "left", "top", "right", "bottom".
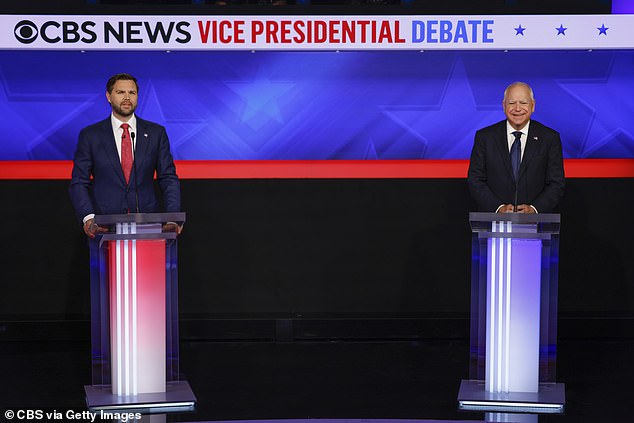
{"left": 503, "top": 81, "right": 535, "bottom": 102}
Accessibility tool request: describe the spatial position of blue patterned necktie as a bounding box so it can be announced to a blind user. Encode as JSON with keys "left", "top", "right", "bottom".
{"left": 510, "top": 131, "right": 522, "bottom": 181}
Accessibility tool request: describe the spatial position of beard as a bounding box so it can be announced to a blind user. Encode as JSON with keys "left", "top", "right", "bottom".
{"left": 112, "top": 102, "right": 136, "bottom": 118}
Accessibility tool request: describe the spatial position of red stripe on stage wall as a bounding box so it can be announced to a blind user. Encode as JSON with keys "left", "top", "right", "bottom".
{"left": 177, "top": 160, "right": 470, "bottom": 179}
{"left": 0, "top": 159, "right": 633, "bottom": 180}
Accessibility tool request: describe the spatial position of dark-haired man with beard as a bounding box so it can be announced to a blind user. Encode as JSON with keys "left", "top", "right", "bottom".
{"left": 69, "top": 73, "right": 181, "bottom": 235}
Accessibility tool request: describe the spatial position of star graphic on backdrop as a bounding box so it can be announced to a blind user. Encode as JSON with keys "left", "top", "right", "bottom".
{"left": 558, "top": 55, "right": 634, "bottom": 157}
{"left": 556, "top": 25, "right": 568, "bottom": 36}
{"left": 514, "top": 25, "right": 526, "bottom": 36}
{"left": 597, "top": 24, "right": 609, "bottom": 36}
{"left": 139, "top": 81, "right": 208, "bottom": 158}
{"left": 364, "top": 138, "right": 378, "bottom": 160}
{"left": 379, "top": 58, "right": 500, "bottom": 159}
{"left": 225, "top": 71, "right": 295, "bottom": 132}
{"left": 0, "top": 69, "right": 95, "bottom": 159}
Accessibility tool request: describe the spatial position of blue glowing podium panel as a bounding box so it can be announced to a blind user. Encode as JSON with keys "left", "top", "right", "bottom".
{"left": 459, "top": 212, "right": 563, "bottom": 413}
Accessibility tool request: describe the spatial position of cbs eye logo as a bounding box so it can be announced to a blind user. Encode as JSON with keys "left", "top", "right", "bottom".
{"left": 14, "top": 20, "right": 39, "bottom": 44}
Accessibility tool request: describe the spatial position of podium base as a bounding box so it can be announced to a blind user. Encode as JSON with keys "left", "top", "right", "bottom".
{"left": 85, "top": 381, "right": 196, "bottom": 414}
{"left": 457, "top": 380, "right": 565, "bottom": 414}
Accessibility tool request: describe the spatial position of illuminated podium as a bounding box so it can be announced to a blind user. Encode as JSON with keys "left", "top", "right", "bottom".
{"left": 84, "top": 213, "right": 195, "bottom": 413}
{"left": 458, "top": 212, "right": 565, "bottom": 414}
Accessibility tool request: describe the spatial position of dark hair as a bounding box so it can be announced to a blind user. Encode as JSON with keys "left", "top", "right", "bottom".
{"left": 106, "top": 73, "right": 139, "bottom": 93}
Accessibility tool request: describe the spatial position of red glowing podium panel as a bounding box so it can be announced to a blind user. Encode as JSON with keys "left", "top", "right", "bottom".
{"left": 108, "top": 237, "right": 166, "bottom": 395}
{"left": 84, "top": 213, "right": 194, "bottom": 413}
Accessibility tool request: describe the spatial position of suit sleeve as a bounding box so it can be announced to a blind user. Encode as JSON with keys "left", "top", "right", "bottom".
{"left": 155, "top": 126, "right": 181, "bottom": 213}
{"left": 69, "top": 127, "right": 95, "bottom": 222}
{"left": 467, "top": 131, "right": 504, "bottom": 212}
{"left": 531, "top": 132, "right": 565, "bottom": 213}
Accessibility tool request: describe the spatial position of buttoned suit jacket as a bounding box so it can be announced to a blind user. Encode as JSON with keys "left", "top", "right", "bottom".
{"left": 467, "top": 119, "right": 565, "bottom": 213}
{"left": 69, "top": 116, "right": 181, "bottom": 221}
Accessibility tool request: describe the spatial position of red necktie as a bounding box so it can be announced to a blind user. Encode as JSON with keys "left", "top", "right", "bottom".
{"left": 120, "top": 123, "right": 133, "bottom": 184}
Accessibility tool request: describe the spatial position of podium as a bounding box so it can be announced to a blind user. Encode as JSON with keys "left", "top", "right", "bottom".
{"left": 458, "top": 212, "right": 565, "bottom": 414}
{"left": 84, "top": 213, "right": 196, "bottom": 413}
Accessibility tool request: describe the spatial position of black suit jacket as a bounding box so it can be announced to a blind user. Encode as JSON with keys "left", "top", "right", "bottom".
{"left": 467, "top": 119, "right": 565, "bottom": 212}
{"left": 69, "top": 116, "right": 181, "bottom": 221}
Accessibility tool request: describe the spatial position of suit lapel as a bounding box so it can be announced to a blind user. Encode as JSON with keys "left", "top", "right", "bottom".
{"left": 519, "top": 123, "right": 540, "bottom": 178}
{"left": 133, "top": 119, "right": 148, "bottom": 180}
{"left": 102, "top": 119, "right": 126, "bottom": 185}
{"left": 495, "top": 121, "right": 514, "bottom": 179}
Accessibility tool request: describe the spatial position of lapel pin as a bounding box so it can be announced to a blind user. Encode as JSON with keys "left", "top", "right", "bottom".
{"left": 533, "top": 136, "right": 538, "bottom": 140}
{"left": 144, "top": 133, "right": 148, "bottom": 138}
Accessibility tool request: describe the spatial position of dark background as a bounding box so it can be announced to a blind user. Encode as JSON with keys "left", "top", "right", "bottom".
{"left": 1, "top": 177, "right": 632, "bottom": 343}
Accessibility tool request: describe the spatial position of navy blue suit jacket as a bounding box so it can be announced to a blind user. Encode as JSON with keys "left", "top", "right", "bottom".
{"left": 69, "top": 116, "right": 181, "bottom": 221}
{"left": 467, "top": 119, "right": 565, "bottom": 213}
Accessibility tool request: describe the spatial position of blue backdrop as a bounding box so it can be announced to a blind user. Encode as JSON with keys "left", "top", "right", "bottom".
{"left": 1, "top": 49, "right": 633, "bottom": 160}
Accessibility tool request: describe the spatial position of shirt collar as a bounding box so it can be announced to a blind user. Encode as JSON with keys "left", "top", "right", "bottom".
{"left": 506, "top": 120, "right": 530, "bottom": 137}
{"left": 111, "top": 113, "right": 137, "bottom": 133}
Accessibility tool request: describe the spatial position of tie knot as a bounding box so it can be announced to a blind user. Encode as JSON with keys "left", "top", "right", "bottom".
{"left": 512, "top": 131, "right": 522, "bottom": 140}
{"left": 121, "top": 123, "right": 129, "bottom": 130}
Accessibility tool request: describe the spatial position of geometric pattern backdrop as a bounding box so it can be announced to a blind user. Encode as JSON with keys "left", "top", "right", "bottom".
{"left": 1, "top": 49, "right": 633, "bottom": 160}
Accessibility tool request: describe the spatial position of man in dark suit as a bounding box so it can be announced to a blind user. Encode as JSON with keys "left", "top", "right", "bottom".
{"left": 467, "top": 82, "right": 565, "bottom": 213}
{"left": 69, "top": 73, "right": 181, "bottom": 235}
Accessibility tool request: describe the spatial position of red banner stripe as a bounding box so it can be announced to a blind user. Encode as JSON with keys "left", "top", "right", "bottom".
{"left": 0, "top": 159, "right": 633, "bottom": 180}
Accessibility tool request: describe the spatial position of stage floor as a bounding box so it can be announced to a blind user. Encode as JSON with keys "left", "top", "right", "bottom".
{"left": 1, "top": 337, "right": 632, "bottom": 422}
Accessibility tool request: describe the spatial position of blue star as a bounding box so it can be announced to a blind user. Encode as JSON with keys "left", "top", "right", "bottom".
{"left": 380, "top": 59, "right": 499, "bottom": 159}
{"left": 226, "top": 73, "right": 295, "bottom": 131}
{"left": 514, "top": 25, "right": 526, "bottom": 36}
{"left": 365, "top": 138, "right": 379, "bottom": 160}
{"left": 556, "top": 25, "right": 567, "bottom": 36}
{"left": 597, "top": 24, "right": 608, "bottom": 35}
{"left": 0, "top": 68, "right": 95, "bottom": 159}
{"left": 138, "top": 82, "right": 207, "bottom": 159}
{"left": 558, "top": 55, "right": 634, "bottom": 157}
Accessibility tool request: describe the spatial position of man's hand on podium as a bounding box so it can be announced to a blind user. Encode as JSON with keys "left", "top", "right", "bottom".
{"left": 83, "top": 218, "right": 108, "bottom": 239}
{"left": 497, "top": 204, "right": 537, "bottom": 214}
{"left": 163, "top": 222, "right": 183, "bottom": 235}
{"left": 515, "top": 204, "right": 537, "bottom": 214}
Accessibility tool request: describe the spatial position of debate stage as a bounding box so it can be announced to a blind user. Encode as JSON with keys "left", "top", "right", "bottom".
{"left": 1, "top": 332, "right": 632, "bottom": 422}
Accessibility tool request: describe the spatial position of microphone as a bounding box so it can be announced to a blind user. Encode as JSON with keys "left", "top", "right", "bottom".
{"left": 513, "top": 175, "right": 519, "bottom": 212}
{"left": 131, "top": 131, "right": 140, "bottom": 213}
